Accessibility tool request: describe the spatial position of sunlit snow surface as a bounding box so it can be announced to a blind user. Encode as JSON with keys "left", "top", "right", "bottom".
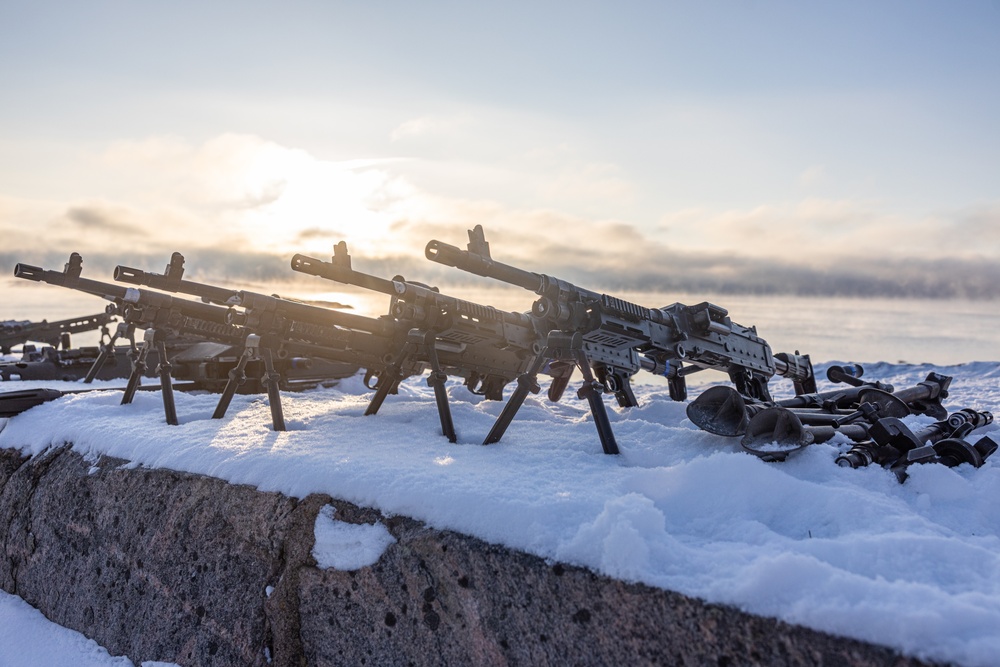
{"left": 1, "top": 361, "right": 999, "bottom": 667}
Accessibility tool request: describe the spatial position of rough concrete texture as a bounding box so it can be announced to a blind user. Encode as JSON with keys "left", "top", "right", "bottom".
{"left": 0, "top": 447, "right": 938, "bottom": 667}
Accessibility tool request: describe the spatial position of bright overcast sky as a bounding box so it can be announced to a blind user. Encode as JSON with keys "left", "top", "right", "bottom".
{"left": 1, "top": 0, "right": 998, "bottom": 297}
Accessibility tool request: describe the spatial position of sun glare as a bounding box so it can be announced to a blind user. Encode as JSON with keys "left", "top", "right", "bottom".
{"left": 231, "top": 142, "right": 404, "bottom": 256}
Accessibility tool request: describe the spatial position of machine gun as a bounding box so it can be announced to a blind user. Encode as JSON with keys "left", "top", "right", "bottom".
{"left": 290, "top": 243, "right": 590, "bottom": 447}
{"left": 115, "top": 253, "right": 424, "bottom": 433}
{"left": 1, "top": 312, "right": 116, "bottom": 354}
{"left": 13, "top": 253, "right": 248, "bottom": 425}
{"left": 424, "top": 225, "right": 816, "bottom": 452}
{"left": 116, "top": 251, "right": 549, "bottom": 444}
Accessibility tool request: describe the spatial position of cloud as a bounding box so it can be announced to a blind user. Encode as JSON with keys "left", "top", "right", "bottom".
{"left": 3, "top": 134, "right": 998, "bottom": 300}
{"left": 66, "top": 203, "right": 144, "bottom": 235}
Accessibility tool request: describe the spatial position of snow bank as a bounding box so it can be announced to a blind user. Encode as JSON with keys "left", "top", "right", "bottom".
{"left": 1, "top": 361, "right": 998, "bottom": 666}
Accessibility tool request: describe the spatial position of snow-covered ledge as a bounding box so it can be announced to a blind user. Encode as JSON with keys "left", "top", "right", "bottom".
{"left": 0, "top": 447, "right": 929, "bottom": 666}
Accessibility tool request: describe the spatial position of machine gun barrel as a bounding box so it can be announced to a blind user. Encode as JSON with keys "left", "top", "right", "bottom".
{"left": 425, "top": 233, "right": 549, "bottom": 294}
{"left": 292, "top": 244, "right": 537, "bottom": 331}
{"left": 114, "top": 252, "right": 241, "bottom": 305}
{"left": 15, "top": 256, "right": 232, "bottom": 326}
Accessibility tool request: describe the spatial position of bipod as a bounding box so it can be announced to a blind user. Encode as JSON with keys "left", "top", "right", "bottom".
{"left": 363, "top": 330, "right": 457, "bottom": 442}
{"left": 483, "top": 331, "right": 620, "bottom": 455}
{"left": 119, "top": 328, "right": 178, "bottom": 425}
{"left": 212, "top": 334, "right": 286, "bottom": 431}
{"left": 572, "top": 346, "right": 620, "bottom": 455}
{"left": 483, "top": 351, "right": 546, "bottom": 445}
{"left": 418, "top": 329, "right": 457, "bottom": 443}
{"left": 83, "top": 321, "right": 138, "bottom": 384}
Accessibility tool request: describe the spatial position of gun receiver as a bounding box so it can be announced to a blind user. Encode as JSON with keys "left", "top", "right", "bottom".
{"left": 426, "top": 225, "right": 816, "bottom": 406}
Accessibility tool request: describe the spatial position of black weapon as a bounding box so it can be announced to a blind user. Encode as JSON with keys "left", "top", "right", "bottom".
{"left": 0, "top": 312, "right": 117, "bottom": 354}
{"left": 0, "top": 341, "right": 144, "bottom": 383}
{"left": 739, "top": 403, "right": 996, "bottom": 472}
{"left": 291, "top": 244, "right": 620, "bottom": 451}
{"left": 424, "top": 225, "right": 816, "bottom": 451}
{"left": 14, "top": 253, "right": 246, "bottom": 426}
{"left": 427, "top": 226, "right": 817, "bottom": 400}
{"left": 117, "top": 252, "right": 536, "bottom": 443}
{"left": 115, "top": 255, "right": 428, "bottom": 433}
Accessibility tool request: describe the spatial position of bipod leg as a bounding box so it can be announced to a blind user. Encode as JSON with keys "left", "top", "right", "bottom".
{"left": 84, "top": 322, "right": 133, "bottom": 384}
{"left": 120, "top": 329, "right": 152, "bottom": 406}
{"left": 364, "top": 371, "right": 402, "bottom": 416}
{"left": 364, "top": 340, "right": 414, "bottom": 417}
{"left": 574, "top": 353, "right": 620, "bottom": 455}
{"left": 419, "top": 330, "right": 456, "bottom": 442}
{"left": 151, "top": 332, "right": 178, "bottom": 426}
{"left": 260, "top": 347, "right": 286, "bottom": 431}
{"left": 483, "top": 351, "right": 548, "bottom": 445}
{"left": 212, "top": 336, "right": 255, "bottom": 419}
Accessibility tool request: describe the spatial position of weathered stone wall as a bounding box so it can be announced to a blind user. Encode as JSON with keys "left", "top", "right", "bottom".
{"left": 0, "top": 447, "right": 935, "bottom": 666}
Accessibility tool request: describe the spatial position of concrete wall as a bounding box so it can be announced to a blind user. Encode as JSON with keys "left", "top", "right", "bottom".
{"left": 0, "top": 447, "right": 931, "bottom": 666}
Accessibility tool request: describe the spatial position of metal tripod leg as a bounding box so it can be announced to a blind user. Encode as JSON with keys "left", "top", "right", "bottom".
{"left": 120, "top": 329, "right": 152, "bottom": 406}
{"left": 419, "top": 330, "right": 456, "bottom": 443}
{"left": 260, "top": 347, "right": 286, "bottom": 431}
{"left": 574, "top": 352, "right": 620, "bottom": 455}
{"left": 364, "top": 339, "right": 414, "bottom": 417}
{"left": 483, "top": 351, "right": 547, "bottom": 445}
{"left": 213, "top": 337, "right": 255, "bottom": 419}
{"left": 84, "top": 322, "right": 135, "bottom": 384}
{"left": 148, "top": 332, "right": 178, "bottom": 425}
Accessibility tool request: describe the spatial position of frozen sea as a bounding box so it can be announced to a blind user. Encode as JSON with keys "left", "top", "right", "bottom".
{"left": 4, "top": 275, "right": 998, "bottom": 367}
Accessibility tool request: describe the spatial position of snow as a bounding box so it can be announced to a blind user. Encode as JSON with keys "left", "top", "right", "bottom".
{"left": 0, "top": 590, "right": 178, "bottom": 667}
{"left": 312, "top": 504, "right": 396, "bottom": 570}
{"left": 1, "top": 360, "right": 999, "bottom": 666}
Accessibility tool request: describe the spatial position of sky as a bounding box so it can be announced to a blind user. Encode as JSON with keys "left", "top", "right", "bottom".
{"left": 1, "top": 0, "right": 998, "bottom": 297}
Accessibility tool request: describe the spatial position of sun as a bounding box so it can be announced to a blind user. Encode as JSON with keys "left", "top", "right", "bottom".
{"left": 231, "top": 141, "right": 403, "bottom": 257}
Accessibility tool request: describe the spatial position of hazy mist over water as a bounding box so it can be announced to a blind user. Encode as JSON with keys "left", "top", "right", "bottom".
{"left": 4, "top": 276, "right": 997, "bottom": 367}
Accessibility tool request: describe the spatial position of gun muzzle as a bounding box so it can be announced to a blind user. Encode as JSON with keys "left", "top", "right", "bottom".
{"left": 425, "top": 238, "right": 544, "bottom": 292}
{"left": 113, "top": 265, "right": 146, "bottom": 282}
{"left": 13, "top": 264, "right": 47, "bottom": 281}
{"left": 827, "top": 364, "right": 866, "bottom": 386}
